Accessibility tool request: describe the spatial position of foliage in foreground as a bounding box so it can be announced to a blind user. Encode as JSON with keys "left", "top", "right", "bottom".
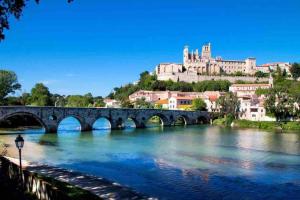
{"left": 264, "top": 68, "right": 300, "bottom": 121}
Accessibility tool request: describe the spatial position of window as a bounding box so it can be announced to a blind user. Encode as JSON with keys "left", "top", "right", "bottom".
{"left": 251, "top": 108, "right": 258, "bottom": 112}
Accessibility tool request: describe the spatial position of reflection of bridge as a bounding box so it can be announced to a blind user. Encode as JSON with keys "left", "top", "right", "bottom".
{"left": 0, "top": 106, "right": 211, "bottom": 133}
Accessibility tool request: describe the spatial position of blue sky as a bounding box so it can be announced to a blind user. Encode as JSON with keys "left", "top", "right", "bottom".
{"left": 0, "top": 0, "right": 299, "bottom": 96}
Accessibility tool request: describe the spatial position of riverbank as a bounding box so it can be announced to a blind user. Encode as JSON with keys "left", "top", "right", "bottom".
{"left": 0, "top": 159, "right": 37, "bottom": 200}
{"left": 213, "top": 118, "right": 300, "bottom": 132}
{"left": 3, "top": 157, "right": 152, "bottom": 200}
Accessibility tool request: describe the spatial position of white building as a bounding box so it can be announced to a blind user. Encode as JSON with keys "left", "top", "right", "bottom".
{"left": 261, "top": 62, "right": 291, "bottom": 75}
{"left": 104, "top": 99, "right": 121, "bottom": 108}
{"left": 229, "top": 83, "right": 272, "bottom": 97}
{"left": 168, "top": 97, "right": 193, "bottom": 110}
{"left": 129, "top": 90, "right": 204, "bottom": 103}
{"left": 239, "top": 95, "right": 275, "bottom": 121}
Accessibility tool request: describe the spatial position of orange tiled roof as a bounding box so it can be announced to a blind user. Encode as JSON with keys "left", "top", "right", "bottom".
{"left": 155, "top": 99, "right": 168, "bottom": 105}
{"left": 208, "top": 95, "right": 218, "bottom": 102}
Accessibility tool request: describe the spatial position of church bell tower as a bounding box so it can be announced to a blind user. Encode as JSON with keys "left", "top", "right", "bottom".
{"left": 201, "top": 43, "right": 211, "bottom": 59}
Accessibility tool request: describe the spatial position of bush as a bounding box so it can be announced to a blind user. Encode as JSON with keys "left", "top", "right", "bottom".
{"left": 281, "top": 122, "right": 300, "bottom": 131}
{"left": 231, "top": 120, "right": 300, "bottom": 131}
{"left": 213, "top": 118, "right": 226, "bottom": 126}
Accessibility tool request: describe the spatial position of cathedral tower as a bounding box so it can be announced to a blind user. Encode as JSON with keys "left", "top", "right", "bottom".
{"left": 201, "top": 43, "right": 211, "bottom": 59}
{"left": 183, "top": 45, "right": 189, "bottom": 64}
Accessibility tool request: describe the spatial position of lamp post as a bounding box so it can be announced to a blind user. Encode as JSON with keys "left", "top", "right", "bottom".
{"left": 15, "top": 135, "right": 24, "bottom": 184}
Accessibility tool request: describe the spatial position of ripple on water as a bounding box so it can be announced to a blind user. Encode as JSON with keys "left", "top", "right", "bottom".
{"left": 1, "top": 122, "right": 300, "bottom": 200}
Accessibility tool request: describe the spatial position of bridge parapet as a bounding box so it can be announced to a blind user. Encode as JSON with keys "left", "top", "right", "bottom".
{"left": 0, "top": 106, "right": 211, "bottom": 133}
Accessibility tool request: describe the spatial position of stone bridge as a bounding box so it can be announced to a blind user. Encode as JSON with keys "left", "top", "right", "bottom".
{"left": 0, "top": 106, "right": 211, "bottom": 133}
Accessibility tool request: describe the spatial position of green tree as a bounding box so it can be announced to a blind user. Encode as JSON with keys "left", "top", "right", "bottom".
{"left": 20, "top": 92, "right": 31, "bottom": 105}
{"left": 192, "top": 98, "right": 207, "bottom": 111}
{"left": 84, "top": 93, "right": 94, "bottom": 107}
{"left": 216, "top": 92, "right": 240, "bottom": 118}
{"left": 135, "top": 97, "right": 154, "bottom": 109}
{"left": 93, "top": 96, "right": 105, "bottom": 107}
{"left": 290, "top": 63, "right": 300, "bottom": 80}
{"left": 0, "top": 70, "right": 21, "bottom": 105}
{"left": 234, "top": 71, "right": 244, "bottom": 76}
{"left": 51, "top": 94, "right": 66, "bottom": 107}
{"left": 255, "top": 71, "right": 268, "bottom": 78}
{"left": 255, "top": 88, "right": 269, "bottom": 96}
{"left": 30, "top": 83, "right": 52, "bottom": 106}
{"left": 120, "top": 98, "right": 134, "bottom": 108}
{"left": 66, "top": 95, "right": 90, "bottom": 107}
{"left": 139, "top": 71, "right": 157, "bottom": 90}
{"left": 265, "top": 90, "right": 297, "bottom": 121}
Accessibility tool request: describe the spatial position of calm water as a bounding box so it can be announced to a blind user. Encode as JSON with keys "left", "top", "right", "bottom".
{"left": 1, "top": 118, "right": 300, "bottom": 200}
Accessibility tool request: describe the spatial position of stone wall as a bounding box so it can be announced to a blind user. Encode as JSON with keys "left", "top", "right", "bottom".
{"left": 157, "top": 72, "right": 269, "bottom": 83}
{"left": 0, "top": 157, "right": 71, "bottom": 200}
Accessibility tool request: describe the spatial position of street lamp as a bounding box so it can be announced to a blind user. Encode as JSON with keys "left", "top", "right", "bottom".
{"left": 15, "top": 135, "right": 24, "bottom": 184}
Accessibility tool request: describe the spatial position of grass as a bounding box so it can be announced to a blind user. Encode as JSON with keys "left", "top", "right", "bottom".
{"left": 213, "top": 118, "right": 300, "bottom": 132}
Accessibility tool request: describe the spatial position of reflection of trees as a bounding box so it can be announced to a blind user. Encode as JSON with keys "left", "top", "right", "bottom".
{"left": 38, "top": 134, "right": 59, "bottom": 147}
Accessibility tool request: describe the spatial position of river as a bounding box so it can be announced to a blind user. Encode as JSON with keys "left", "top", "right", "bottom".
{"left": 0, "top": 117, "right": 300, "bottom": 199}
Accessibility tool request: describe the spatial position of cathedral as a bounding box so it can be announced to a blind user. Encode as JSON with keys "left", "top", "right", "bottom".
{"left": 156, "top": 43, "right": 257, "bottom": 78}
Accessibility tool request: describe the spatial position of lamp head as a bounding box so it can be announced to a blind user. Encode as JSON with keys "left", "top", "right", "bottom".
{"left": 15, "top": 135, "right": 24, "bottom": 150}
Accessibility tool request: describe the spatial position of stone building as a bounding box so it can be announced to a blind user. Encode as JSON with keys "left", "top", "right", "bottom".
{"left": 229, "top": 83, "right": 272, "bottom": 97}
{"left": 155, "top": 43, "right": 270, "bottom": 83}
{"left": 261, "top": 62, "right": 291, "bottom": 75}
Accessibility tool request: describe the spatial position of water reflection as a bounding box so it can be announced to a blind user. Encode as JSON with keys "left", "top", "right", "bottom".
{"left": 0, "top": 118, "right": 300, "bottom": 199}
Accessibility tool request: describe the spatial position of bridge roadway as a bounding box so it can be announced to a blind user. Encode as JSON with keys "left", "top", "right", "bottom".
{"left": 0, "top": 106, "right": 210, "bottom": 133}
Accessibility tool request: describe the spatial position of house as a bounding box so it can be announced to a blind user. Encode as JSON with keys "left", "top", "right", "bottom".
{"left": 155, "top": 99, "right": 169, "bottom": 109}
{"left": 203, "top": 91, "right": 221, "bottom": 112}
{"left": 238, "top": 95, "right": 274, "bottom": 121}
{"left": 128, "top": 90, "right": 204, "bottom": 103}
{"left": 168, "top": 97, "right": 193, "bottom": 110}
{"left": 104, "top": 99, "right": 121, "bottom": 108}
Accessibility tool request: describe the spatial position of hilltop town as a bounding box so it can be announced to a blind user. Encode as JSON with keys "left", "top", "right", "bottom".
{"left": 156, "top": 43, "right": 291, "bottom": 83}
{"left": 105, "top": 43, "right": 300, "bottom": 126}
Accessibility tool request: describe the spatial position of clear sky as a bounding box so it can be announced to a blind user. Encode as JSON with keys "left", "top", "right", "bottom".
{"left": 0, "top": 0, "right": 299, "bottom": 96}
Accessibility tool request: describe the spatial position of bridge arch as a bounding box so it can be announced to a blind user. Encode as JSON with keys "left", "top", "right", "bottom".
{"left": 174, "top": 115, "right": 189, "bottom": 126}
{"left": 145, "top": 113, "right": 170, "bottom": 127}
{"left": 122, "top": 117, "right": 137, "bottom": 129}
{"left": 0, "top": 112, "right": 48, "bottom": 131}
{"left": 92, "top": 117, "right": 112, "bottom": 130}
{"left": 197, "top": 115, "right": 210, "bottom": 124}
{"left": 57, "top": 115, "right": 85, "bottom": 131}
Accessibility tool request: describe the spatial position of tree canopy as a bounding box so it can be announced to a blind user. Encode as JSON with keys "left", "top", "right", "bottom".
{"left": 192, "top": 98, "right": 207, "bottom": 111}
{"left": 216, "top": 92, "right": 240, "bottom": 118}
{"left": 109, "top": 71, "right": 231, "bottom": 104}
{"left": 0, "top": 70, "right": 21, "bottom": 105}
{"left": 264, "top": 70, "right": 300, "bottom": 121}
{"left": 290, "top": 63, "right": 300, "bottom": 80}
{"left": 30, "top": 83, "right": 52, "bottom": 106}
